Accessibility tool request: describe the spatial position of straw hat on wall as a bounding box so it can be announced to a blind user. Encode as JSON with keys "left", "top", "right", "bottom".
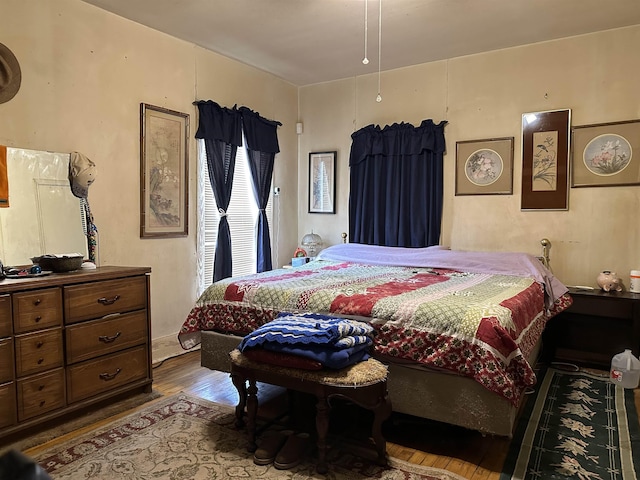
{"left": 0, "top": 43, "right": 21, "bottom": 104}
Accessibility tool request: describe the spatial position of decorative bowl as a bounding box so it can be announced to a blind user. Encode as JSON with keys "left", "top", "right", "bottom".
{"left": 31, "top": 254, "right": 84, "bottom": 273}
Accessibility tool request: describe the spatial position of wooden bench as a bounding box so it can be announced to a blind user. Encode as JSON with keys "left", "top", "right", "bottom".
{"left": 229, "top": 349, "right": 392, "bottom": 474}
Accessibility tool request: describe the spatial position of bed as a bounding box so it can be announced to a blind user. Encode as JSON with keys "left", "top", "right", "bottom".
{"left": 179, "top": 242, "right": 571, "bottom": 437}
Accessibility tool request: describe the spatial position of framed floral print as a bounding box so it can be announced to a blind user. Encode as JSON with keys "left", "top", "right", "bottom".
{"left": 571, "top": 119, "right": 640, "bottom": 188}
{"left": 455, "top": 137, "right": 514, "bottom": 195}
{"left": 140, "top": 103, "right": 190, "bottom": 237}
{"left": 521, "top": 109, "right": 571, "bottom": 211}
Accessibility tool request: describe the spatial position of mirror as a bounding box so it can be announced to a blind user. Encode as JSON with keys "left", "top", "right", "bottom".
{"left": 0, "top": 148, "right": 88, "bottom": 266}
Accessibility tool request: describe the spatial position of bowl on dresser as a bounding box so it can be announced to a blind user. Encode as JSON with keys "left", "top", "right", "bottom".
{"left": 30, "top": 254, "right": 84, "bottom": 273}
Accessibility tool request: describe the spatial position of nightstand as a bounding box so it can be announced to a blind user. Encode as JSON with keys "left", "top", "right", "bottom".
{"left": 542, "top": 288, "right": 640, "bottom": 369}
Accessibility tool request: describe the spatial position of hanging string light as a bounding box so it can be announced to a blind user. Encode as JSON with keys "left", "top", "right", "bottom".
{"left": 362, "top": 0, "right": 369, "bottom": 65}
{"left": 376, "top": 0, "right": 382, "bottom": 102}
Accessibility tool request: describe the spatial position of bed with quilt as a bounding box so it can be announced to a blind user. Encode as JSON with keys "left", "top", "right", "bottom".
{"left": 179, "top": 243, "right": 571, "bottom": 437}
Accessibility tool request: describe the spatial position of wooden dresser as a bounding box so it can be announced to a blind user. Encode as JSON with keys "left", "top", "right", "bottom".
{"left": 0, "top": 266, "right": 152, "bottom": 440}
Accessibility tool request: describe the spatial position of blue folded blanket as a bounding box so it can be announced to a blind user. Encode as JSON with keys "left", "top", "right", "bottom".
{"left": 238, "top": 312, "right": 374, "bottom": 351}
{"left": 263, "top": 342, "right": 371, "bottom": 370}
{"left": 238, "top": 312, "right": 375, "bottom": 369}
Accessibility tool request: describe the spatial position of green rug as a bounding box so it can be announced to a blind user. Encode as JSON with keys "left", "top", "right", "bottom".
{"left": 501, "top": 367, "right": 640, "bottom": 479}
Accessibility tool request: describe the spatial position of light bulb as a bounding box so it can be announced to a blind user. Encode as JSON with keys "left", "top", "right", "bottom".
{"left": 362, "top": 57, "right": 369, "bottom": 65}
{"left": 376, "top": 93, "right": 382, "bottom": 103}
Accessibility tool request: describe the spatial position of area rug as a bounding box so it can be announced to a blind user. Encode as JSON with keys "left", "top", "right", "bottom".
{"left": 1, "top": 389, "right": 162, "bottom": 455}
{"left": 32, "top": 393, "right": 465, "bottom": 480}
{"left": 501, "top": 367, "right": 640, "bottom": 479}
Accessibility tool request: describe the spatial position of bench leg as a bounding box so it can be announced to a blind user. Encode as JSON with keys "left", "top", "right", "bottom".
{"left": 315, "top": 394, "right": 330, "bottom": 474}
{"left": 246, "top": 378, "right": 259, "bottom": 452}
{"left": 230, "top": 372, "right": 246, "bottom": 429}
{"left": 371, "top": 392, "right": 392, "bottom": 466}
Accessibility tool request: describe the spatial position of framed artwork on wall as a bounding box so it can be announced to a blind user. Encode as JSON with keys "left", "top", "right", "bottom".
{"left": 571, "top": 119, "right": 640, "bottom": 188}
{"left": 521, "top": 108, "right": 571, "bottom": 211}
{"left": 308, "top": 151, "right": 336, "bottom": 214}
{"left": 140, "top": 103, "right": 190, "bottom": 238}
{"left": 455, "top": 137, "right": 514, "bottom": 195}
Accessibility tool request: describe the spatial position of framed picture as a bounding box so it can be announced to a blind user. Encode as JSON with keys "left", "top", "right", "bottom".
{"left": 140, "top": 103, "right": 190, "bottom": 237}
{"left": 308, "top": 151, "right": 336, "bottom": 214}
{"left": 521, "top": 108, "right": 571, "bottom": 211}
{"left": 571, "top": 119, "right": 640, "bottom": 188}
{"left": 455, "top": 137, "right": 514, "bottom": 195}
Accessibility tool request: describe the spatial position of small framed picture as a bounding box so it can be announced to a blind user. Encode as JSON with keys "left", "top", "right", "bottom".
{"left": 571, "top": 119, "right": 640, "bottom": 188}
{"left": 455, "top": 137, "right": 514, "bottom": 195}
{"left": 521, "top": 109, "right": 571, "bottom": 211}
{"left": 140, "top": 103, "right": 190, "bottom": 237}
{"left": 308, "top": 151, "right": 336, "bottom": 214}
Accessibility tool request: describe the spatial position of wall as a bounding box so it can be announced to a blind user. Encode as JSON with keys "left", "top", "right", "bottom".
{"left": 0, "top": 0, "right": 298, "bottom": 361}
{"left": 298, "top": 26, "right": 640, "bottom": 288}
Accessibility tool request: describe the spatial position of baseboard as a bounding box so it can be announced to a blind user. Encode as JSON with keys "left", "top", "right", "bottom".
{"left": 152, "top": 333, "right": 199, "bottom": 365}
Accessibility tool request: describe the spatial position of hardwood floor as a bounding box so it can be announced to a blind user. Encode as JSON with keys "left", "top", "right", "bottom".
{"left": 23, "top": 350, "right": 640, "bottom": 479}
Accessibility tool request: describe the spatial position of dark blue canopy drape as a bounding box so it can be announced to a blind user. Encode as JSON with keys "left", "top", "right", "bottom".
{"left": 195, "top": 101, "right": 242, "bottom": 281}
{"left": 349, "top": 120, "right": 447, "bottom": 247}
{"left": 239, "top": 106, "right": 281, "bottom": 273}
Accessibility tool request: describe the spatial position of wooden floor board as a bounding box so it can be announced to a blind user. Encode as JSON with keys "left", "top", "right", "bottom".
{"left": 20, "top": 350, "right": 640, "bottom": 480}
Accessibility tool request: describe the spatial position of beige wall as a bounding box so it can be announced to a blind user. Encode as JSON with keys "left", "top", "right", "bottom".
{"left": 2, "top": 0, "right": 640, "bottom": 358}
{"left": 299, "top": 26, "right": 640, "bottom": 288}
{"left": 0, "top": 0, "right": 298, "bottom": 357}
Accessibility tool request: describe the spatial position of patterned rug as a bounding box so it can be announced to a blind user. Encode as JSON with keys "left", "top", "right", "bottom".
{"left": 32, "top": 393, "right": 466, "bottom": 480}
{"left": 501, "top": 367, "right": 640, "bottom": 479}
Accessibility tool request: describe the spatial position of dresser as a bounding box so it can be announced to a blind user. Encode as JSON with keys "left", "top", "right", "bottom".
{"left": 0, "top": 266, "right": 152, "bottom": 440}
{"left": 543, "top": 288, "right": 640, "bottom": 369}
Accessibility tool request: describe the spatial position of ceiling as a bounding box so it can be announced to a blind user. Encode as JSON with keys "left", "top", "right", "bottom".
{"left": 80, "top": 0, "right": 640, "bottom": 86}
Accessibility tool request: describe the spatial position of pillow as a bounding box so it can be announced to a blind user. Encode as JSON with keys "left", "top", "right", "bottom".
{"left": 242, "top": 348, "right": 323, "bottom": 371}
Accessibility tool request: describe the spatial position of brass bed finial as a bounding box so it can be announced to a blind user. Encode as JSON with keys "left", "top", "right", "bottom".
{"left": 539, "top": 238, "right": 551, "bottom": 270}
{"left": 341, "top": 232, "right": 347, "bottom": 243}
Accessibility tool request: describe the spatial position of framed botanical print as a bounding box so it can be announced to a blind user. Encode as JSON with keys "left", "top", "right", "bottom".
{"left": 308, "top": 151, "right": 336, "bottom": 214}
{"left": 521, "top": 109, "right": 571, "bottom": 211}
{"left": 455, "top": 137, "right": 514, "bottom": 195}
{"left": 571, "top": 119, "right": 640, "bottom": 187}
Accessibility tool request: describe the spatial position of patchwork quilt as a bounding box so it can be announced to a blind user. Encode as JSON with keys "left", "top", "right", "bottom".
{"left": 179, "top": 255, "right": 571, "bottom": 406}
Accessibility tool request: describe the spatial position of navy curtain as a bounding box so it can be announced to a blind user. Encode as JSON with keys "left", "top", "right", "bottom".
{"left": 239, "top": 107, "right": 281, "bottom": 273}
{"left": 349, "top": 120, "right": 447, "bottom": 247}
{"left": 195, "top": 101, "right": 243, "bottom": 281}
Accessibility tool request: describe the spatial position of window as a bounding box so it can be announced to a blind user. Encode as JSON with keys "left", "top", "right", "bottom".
{"left": 197, "top": 140, "right": 273, "bottom": 295}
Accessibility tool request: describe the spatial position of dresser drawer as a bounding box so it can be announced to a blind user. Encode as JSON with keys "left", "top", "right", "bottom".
{"left": 64, "top": 277, "right": 147, "bottom": 324}
{"left": 66, "top": 311, "right": 148, "bottom": 364}
{"left": 0, "top": 294, "right": 11, "bottom": 337}
{"left": 17, "top": 369, "right": 65, "bottom": 421}
{"left": 12, "top": 288, "right": 62, "bottom": 334}
{"left": 66, "top": 345, "right": 148, "bottom": 403}
{"left": 0, "top": 382, "right": 16, "bottom": 429}
{"left": 15, "top": 328, "right": 63, "bottom": 377}
{"left": 0, "top": 338, "right": 14, "bottom": 383}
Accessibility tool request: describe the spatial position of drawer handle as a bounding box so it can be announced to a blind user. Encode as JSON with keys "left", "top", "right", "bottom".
{"left": 39, "top": 400, "right": 45, "bottom": 407}
{"left": 34, "top": 316, "right": 42, "bottom": 323}
{"left": 37, "top": 357, "right": 44, "bottom": 364}
{"left": 98, "top": 332, "right": 122, "bottom": 343}
{"left": 34, "top": 299, "right": 41, "bottom": 306}
{"left": 99, "top": 368, "right": 122, "bottom": 381}
{"left": 38, "top": 385, "right": 45, "bottom": 391}
{"left": 98, "top": 295, "right": 121, "bottom": 306}
{"left": 36, "top": 341, "right": 44, "bottom": 348}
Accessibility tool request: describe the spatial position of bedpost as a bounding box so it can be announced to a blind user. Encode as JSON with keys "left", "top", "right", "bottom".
{"left": 540, "top": 238, "right": 551, "bottom": 270}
